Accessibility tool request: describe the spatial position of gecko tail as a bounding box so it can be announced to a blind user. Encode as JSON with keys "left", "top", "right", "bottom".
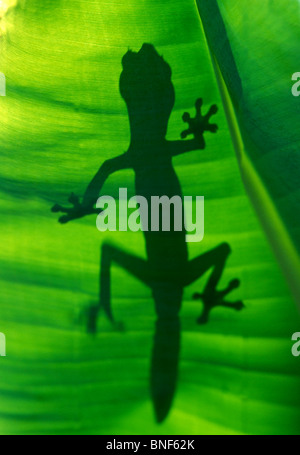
{"left": 150, "top": 316, "right": 181, "bottom": 423}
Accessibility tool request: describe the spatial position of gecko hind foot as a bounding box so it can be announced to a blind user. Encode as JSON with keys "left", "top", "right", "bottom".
{"left": 80, "top": 303, "right": 125, "bottom": 334}
{"left": 80, "top": 304, "right": 100, "bottom": 334}
{"left": 193, "top": 279, "right": 244, "bottom": 324}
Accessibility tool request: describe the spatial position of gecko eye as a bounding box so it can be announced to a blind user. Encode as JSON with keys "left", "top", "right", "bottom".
{"left": 139, "top": 43, "right": 156, "bottom": 53}
{"left": 122, "top": 50, "right": 136, "bottom": 68}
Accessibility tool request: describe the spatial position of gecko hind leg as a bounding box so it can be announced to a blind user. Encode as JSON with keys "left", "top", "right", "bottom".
{"left": 87, "top": 242, "right": 150, "bottom": 333}
{"left": 186, "top": 243, "right": 244, "bottom": 325}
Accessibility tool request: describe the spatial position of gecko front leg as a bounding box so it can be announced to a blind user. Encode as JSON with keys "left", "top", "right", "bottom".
{"left": 169, "top": 98, "right": 219, "bottom": 157}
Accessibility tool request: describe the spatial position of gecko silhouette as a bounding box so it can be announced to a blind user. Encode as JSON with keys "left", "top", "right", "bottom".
{"left": 52, "top": 44, "right": 244, "bottom": 423}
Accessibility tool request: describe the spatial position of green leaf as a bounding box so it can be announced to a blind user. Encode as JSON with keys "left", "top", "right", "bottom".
{"left": 0, "top": 0, "right": 299, "bottom": 435}
{"left": 196, "top": 0, "right": 300, "bottom": 303}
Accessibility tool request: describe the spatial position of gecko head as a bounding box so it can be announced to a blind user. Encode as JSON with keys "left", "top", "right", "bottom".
{"left": 120, "top": 43, "right": 175, "bottom": 140}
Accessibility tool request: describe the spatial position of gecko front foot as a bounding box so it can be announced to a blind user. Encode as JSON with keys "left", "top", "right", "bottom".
{"left": 51, "top": 192, "right": 100, "bottom": 224}
{"left": 181, "top": 98, "right": 218, "bottom": 147}
{"left": 193, "top": 279, "right": 244, "bottom": 324}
